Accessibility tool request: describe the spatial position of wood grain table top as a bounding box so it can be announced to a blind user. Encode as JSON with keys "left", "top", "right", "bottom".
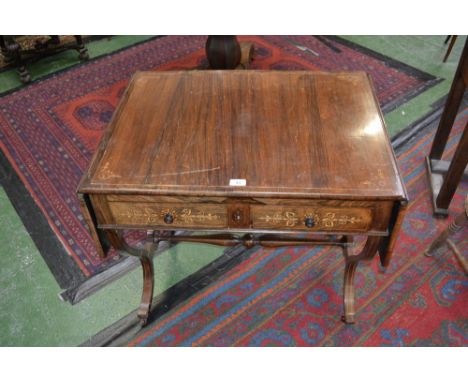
{"left": 79, "top": 70, "right": 407, "bottom": 201}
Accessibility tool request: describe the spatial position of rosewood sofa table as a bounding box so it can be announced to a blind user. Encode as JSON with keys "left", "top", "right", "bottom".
{"left": 77, "top": 70, "right": 408, "bottom": 326}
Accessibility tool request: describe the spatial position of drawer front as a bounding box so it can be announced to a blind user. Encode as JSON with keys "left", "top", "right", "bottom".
{"left": 107, "top": 201, "right": 227, "bottom": 228}
{"left": 251, "top": 205, "right": 372, "bottom": 232}
{"left": 93, "top": 195, "right": 385, "bottom": 233}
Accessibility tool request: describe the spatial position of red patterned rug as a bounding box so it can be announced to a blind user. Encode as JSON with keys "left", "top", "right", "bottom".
{"left": 0, "top": 36, "right": 440, "bottom": 299}
{"left": 126, "top": 108, "right": 468, "bottom": 347}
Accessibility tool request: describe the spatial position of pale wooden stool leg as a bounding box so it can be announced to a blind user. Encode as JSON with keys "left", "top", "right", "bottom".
{"left": 446, "top": 240, "right": 468, "bottom": 275}
{"left": 425, "top": 206, "right": 468, "bottom": 275}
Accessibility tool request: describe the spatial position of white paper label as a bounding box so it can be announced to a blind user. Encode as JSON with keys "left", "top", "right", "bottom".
{"left": 229, "top": 179, "right": 247, "bottom": 186}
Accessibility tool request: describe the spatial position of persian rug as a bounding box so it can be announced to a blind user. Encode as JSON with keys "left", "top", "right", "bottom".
{"left": 126, "top": 107, "right": 468, "bottom": 347}
{"left": 0, "top": 35, "right": 440, "bottom": 301}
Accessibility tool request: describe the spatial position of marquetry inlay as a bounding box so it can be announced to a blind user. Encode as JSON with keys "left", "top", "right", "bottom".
{"left": 321, "top": 212, "right": 364, "bottom": 227}
{"left": 107, "top": 202, "right": 227, "bottom": 228}
{"left": 177, "top": 208, "right": 222, "bottom": 223}
{"left": 252, "top": 207, "right": 372, "bottom": 232}
{"left": 257, "top": 211, "right": 300, "bottom": 227}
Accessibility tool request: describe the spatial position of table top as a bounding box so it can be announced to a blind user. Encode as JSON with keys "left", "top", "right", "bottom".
{"left": 79, "top": 70, "right": 407, "bottom": 201}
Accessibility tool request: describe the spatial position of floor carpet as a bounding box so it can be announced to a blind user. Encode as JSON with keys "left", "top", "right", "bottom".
{"left": 126, "top": 107, "right": 468, "bottom": 347}
{"left": 0, "top": 35, "right": 441, "bottom": 301}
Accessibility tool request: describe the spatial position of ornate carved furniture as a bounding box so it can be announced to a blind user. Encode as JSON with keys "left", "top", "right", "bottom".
{"left": 426, "top": 39, "right": 468, "bottom": 216}
{"left": 0, "top": 35, "right": 89, "bottom": 83}
{"left": 77, "top": 70, "right": 408, "bottom": 326}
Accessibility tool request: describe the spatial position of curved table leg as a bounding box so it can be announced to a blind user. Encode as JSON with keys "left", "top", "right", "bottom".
{"left": 104, "top": 230, "right": 158, "bottom": 326}
{"left": 342, "top": 236, "right": 381, "bottom": 324}
{"left": 138, "top": 249, "right": 155, "bottom": 325}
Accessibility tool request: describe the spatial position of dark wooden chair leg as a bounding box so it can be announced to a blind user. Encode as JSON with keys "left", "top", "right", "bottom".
{"left": 342, "top": 236, "right": 381, "bottom": 324}
{"left": 0, "top": 36, "right": 14, "bottom": 63}
{"left": 429, "top": 39, "right": 467, "bottom": 160}
{"left": 4, "top": 38, "right": 31, "bottom": 83}
{"left": 443, "top": 35, "right": 458, "bottom": 62}
{"left": 0, "top": 36, "right": 8, "bottom": 57}
{"left": 427, "top": 39, "right": 468, "bottom": 215}
{"left": 74, "top": 35, "right": 89, "bottom": 61}
{"left": 435, "top": 123, "right": 468, "bottom": 211}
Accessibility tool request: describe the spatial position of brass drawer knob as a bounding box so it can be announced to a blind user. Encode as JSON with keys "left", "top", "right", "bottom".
{"left": 304, "top": 216, "right": 315, "bottom": 228}
{"left": 232, "top": 210, "right": 243, "bottom": 223}
{"left": 164, "top": 213, "right": 174, "bottom": 224}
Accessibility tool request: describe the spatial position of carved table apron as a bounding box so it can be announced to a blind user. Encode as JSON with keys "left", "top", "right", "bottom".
{"left": 77, "top": 71, "right": 408, "bottom": 326}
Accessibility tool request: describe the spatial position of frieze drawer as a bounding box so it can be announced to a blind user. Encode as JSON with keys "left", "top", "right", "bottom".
{"left": 106, "top": 202, "right": 227, "bottom": 228}
{"left": 251, "top": 205, "right": 372, "bottom": 232}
